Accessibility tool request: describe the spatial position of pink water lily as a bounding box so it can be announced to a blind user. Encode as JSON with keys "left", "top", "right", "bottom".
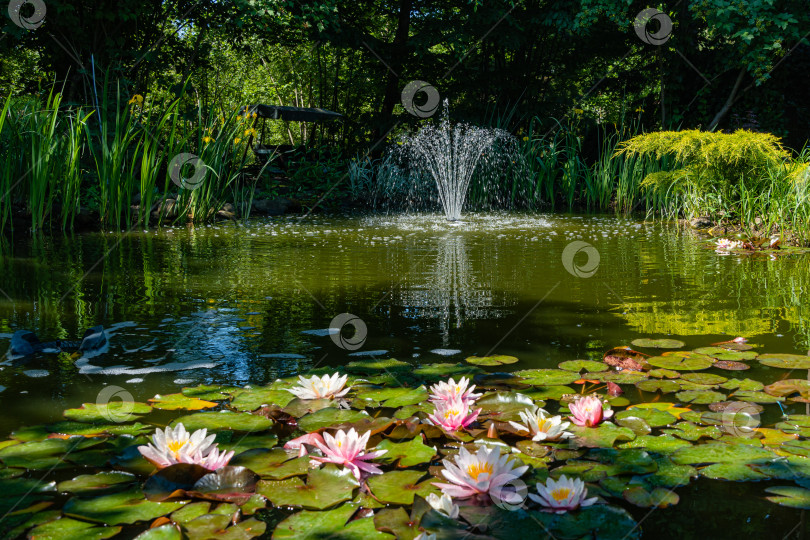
{"left": 310, "top": 428, "right": 387, "bottom": 481}
{"left": 569, "top": 395, "right": 613, "bottom": 427}
{"left": 138, "top": 423, "right": 234, "bottom": 470}
{"left": 429, "top": 376, "right": 482, "bottom": 404}
{"left": 284, "top": 432, "right": 325, "bottom": 457}
{"left": 426, "top": 397, "right": 481, "bottom": 433}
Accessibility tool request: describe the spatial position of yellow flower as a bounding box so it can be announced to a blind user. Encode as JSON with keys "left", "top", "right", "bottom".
{"left": 203, "top": 136, "right": 214, "bottom": 145}
{"left": 573, "top": 108, "right": 584, "bottom": 115}
{"left": 252, "top": 112, "right": 257, "bottom": 119}
{"left": 128, "top": 94, "right": 144, "bottom": 106}
{"left": 244, "top": 128, "right": 257, "bottom": 138}
{"left": 522, "top": 136, "right": 529, "bottom": 142}
{"left": 635, "top": 107, "right": 644, "bottom": 113}
{"left": 234, "top": 137, "right": 242, "bottom": 145}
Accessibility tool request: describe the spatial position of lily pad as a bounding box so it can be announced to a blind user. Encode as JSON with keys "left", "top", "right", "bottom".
{"left": 134, "top": 524, "right": 183, "bottom": 539}
{"left": 558, "top": 360, "right": 609, "bottom": 373}
{"left": 616, "top": 408, "right": 676, "bottom": 428}
{"left": 647, "top": 355, "right": 713, "bottom": 371}
{"left": 636, "top": 379, "right": 680, "bottom": 394}
{"left": 693, "top": 347, "right": 757, "bottom": 361}
{"left": 765, "top": 486, "right": 810, "bottom": 509}
{"left": 272, "top": 504, "right": 393, "bottom": 539}
{"left": 663, "top": 422, "right": 722, "bottom": 441}
{"left": 780, "top": 440, "right": 810, "bottom": 458}
{"left": 568, "top": 423, "right": 636, "bottom": 448}
{"left": 700, "top": 462, "right": 768, "bottom": 482}
{"left": 476, "top": 392, "right": 535, "bottom": 422}
{"left": 764, "top": 379, "right": 810, "bottom": 399}
{"left": 367, "top": 470, "right": 439, "bottom": 505}
{"left": 230, "top": 449, "right": 308, "bottom": 480}
{"left": 63, "top": 488, "right": 186, "bottom": 525}
{"left": 623, "top": 485, "right": 679, "bottom": 507}
{"left": 257, "top": 465, "right": 358, "bottom": 509}
{"left": 57, "top": 472, "right": 137, "bottom": 495}
{"left": 514, "top": 369, "right": 580, "bottom": 386}
{"left": 758, "top": 354, "right": 810, "bottom": 369}
{"left": 229, "top": 387, "right": 296, "bottom": 411}
{"left": 719, "top": 378, "right": 764, "bottom": 391}
{"left": 617, "top": 434, "right": 691, "bottom": 452}
{"left": 671, "top": 442, "right": 774, "bottom": 465}
{"left": 412, "top": 363, "right": 484, "bottom": 379}
{"left": 148, "top": 393, "right": 218, "bottom": 411}
{"left": 713, "top": 361, "right": 750, "bottom": 370}
{"left": 466, "top": 355, "right": 519, "bottom": 366}
{"left": 27, "top": 517, "right": 122, "bottom": 540}
{"left": 354, "top": 387, "right": 428, "bottom": 408}
{"left": 171, "top": 411, "right": 272, "bottom": 433}
{"left": 182, "top": 385, "right": 239, "bottom": 401}
{"left": 375, "top": 437, "right": 437, "bottom": 467}
{"left": 298, "top": 408, "right": 371, "bottom": 432}
{"left": 63, "top": 402, "right": 152, "bottom": 423}
{"left": 681, "top": 373, "right": 728, "bottom": 385}
{"left": 632, "top": 338, "right": 686, "bottom": 349}
{"left": 675, "top": 390, "right": 726, "bottom": 405}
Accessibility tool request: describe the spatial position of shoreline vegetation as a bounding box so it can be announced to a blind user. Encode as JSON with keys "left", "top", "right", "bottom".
{"left": 2, "top": 89, "right": 809, "bottom": 243}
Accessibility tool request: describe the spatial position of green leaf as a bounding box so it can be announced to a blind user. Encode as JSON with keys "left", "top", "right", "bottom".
{"left": 367, "top": 470, "right": 439, "bottom": 505}
{"left": 354, "top": 387, "right": 428, "bottom": 408}
{"left": 466, "top": 355, "right": 519, "bottom": 366}
{"left": 558, "top": 360, "right": 609, "bottom": 373}
{"left": 632, "top": 338, "right": 686, "bottom": 349}
{"left": 636, "top": 379, "right": 680, "bottom": 394}
{"left": 616, "top": 407, "right": 676, "bottom": 428}
{"left": 27, "top": 517, "right": 122, "bottom": 540}
{"left": 230, "top": 448, "right": 308, "bottom": 479}
{"left": 171, "top": 411, "right": 273, "bottom": 433}
{"left": 476, "top": 391, "right": 536, "bottom": 422}
{"left": 257, "top": 465, "right": 358, "bottom": 509}
{"left": 623, "top": 485, "right": 679, "bottom": 507}
{"left": 272, "top": 504, "right": 394, "bottom": 539}
{"left": 133, "top": 523, "right": 183, "bottom": 539}
{"left": 375, "top": 436, "right": 437, "bottom": 467}
{"left": 568, "top": 423, "right": 636, "bottom": 448}
{"left": 647, "top": 355, "right": 713, "bottom": 371}
{"left": 765, "top": 486, "right": 810, "bottom": 509}
{"left": 63, "top": 402, "right": 152, "bottom": 423}
{"left": 764, "top": 379, "right": 810, "bottom": 398}
{"left": 298, "top": 408, "right": 371, "bottom": 432}
{"left": 671, "top": 442, "right": 774, "bottom": 465}
{"left": 148, "top": 393, "right": 218, "bottom": 411}
{"left": 675, "top": 390, "right": 726, "bottom": 405}
{"left": 514, "top": 369, "right": 580, "bottom": 386}
{"left": 617, "top": 434, "right": 691, "bottom": 452}
{"left": 63, "top": 488, "right": 186, "bottom": 525}
{"left": 182, "top": 385, "right": 239, "bottom": 401}
{"left": 700, "top": 462, "right": 768, "bottom": 481}
{"left": 758, "top": 354, "right": 810, "bottom": 369}
{"left": 229, "top": 387, "right": 296, "bottom": 411}
{"left": 57, "top": 472, "right": 137, "bottom": 495}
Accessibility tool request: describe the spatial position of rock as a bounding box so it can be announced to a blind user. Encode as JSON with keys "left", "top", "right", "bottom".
{"left": 252, "top": 198, "right": 298, "bottom": 215}
{"left": 151, "top": 199, "right": 178, "bottom": 220}
{"left": 10, "top": 330, "right": 38, "bottom": 356}
{"left": 79, "top": 326, "right": 107, "bottom": 352}
{"left": 689, "top": 216, "right": 713, "bottom": 229}
{"left": 217, "top": 202, "right": 237, "bottom": 220}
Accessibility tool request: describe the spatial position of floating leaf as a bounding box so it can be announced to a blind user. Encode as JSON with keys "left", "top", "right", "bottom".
{"left": 616, "top": 408, "right": 676, "bottom": 428}
{"left": 57, "top": 472, "right": 136, "bottom": 495}
{"left": 623, "top": 485, "right": 679, "bottom": 507}
{"left": 719, "top": 378, "right": 763, "bottom": 391}
{"left": 632, "top": 338, "right": 685, "bottom": 349}
{"left": 27, "top": 517, "right": 122, "bottom": 540}
{"left": 63, "top": 489, "right": 186, "bottom": 525}
{"left": 148, "top": 393, "right": 217, "bottom": 411}
{"left": 367, "top": 470, "right": 439, "bottom": 505}
{"left": 758, "top": 354, "right": 810, "bottom": 369}
{"left": 347, "top": 358, "right": 412, "bottom": 374}
{"left": 229, "top": 387, "right": 295, "bottom": 411}
{"left": 617, "top": 434, "right": 691, "bottom": 452}
{"left": 63, "top": 402, "right": 152, "bottom": 423}
{"left": 648, "top": 369, "right": 681, "bottom": 379}
{"left": 692, "top": 347, "right": 757, "bottom": 361}
{"left": 298, "top": 408, "right": 370, "bottom": 432}
{"left": 133, "top": 523, "right": 182, "bottom": 539}
{"left": 663, "top": 422, "right": 722, "bottom": 441}
{"left": 568, "top": 423, "right": 636, "bottom": 448}
{"left": 713, "top": 361, "right": 750, "bottom": 370}
{"left": 466, "top": 355, "right": 519, "bottom": 366}
{"left": 628, "top": 403, "right": 691, "bottom": 419}
{"left": 733, "top": 391, "right": 785, "bottom": 404}
{"left": 764, "top": 379, "right": 810, "bottom": 399}
{"left": 514, "top": 369, "right": 580, "bottom": 386}
{"left": 671, "top": 442, "right": 774, "bottom": 465}
{"left": 171, "top": 411, "right": 272, "bottom": 433}
{"left": 257, "top": 465, "right": 358, "bottom": 509}
{"left": 647, "top": 355, "right": 713, "bottom": 371}
{"left": 603, "top": 347, "right": 648, "bottom": 371}
{"left": 354, "top": 387, "right": 427, "bottom": 408}
{"left": 636, "top": 379, "right": 680, "bottom": 394}
{"left": 524, "top": 386, "right": 573, "bottom": 401}
{"left": 375, "top": 437, "right": 437, "bottom": 467}
{"left": 681, "top": 373, "right": 728, "bottom": 385}
{"left": 765, "top": 486, "right": 810, "bottom": 509}
{"left": 588, "top": 370, "right": 648, "bottom": 384}
{"left": 182, "top": 385, "right": 238, "bottom": 401}
{"left": 675, "top": 390, "right": 726, "bottom": 405}
{"left": 412, "top": 363, "right": 484, "bottom": 379}
{"left": 272, "top": 504, "right": 393, "bottom": 539}
{"left": 558, "top": 360, "right": 609, "bottom": 373}
{"left": 477, "top": 392, "right": 536, "bottom": 422}
{"left": 780, "top": 440, "right": 810, "bottom": 458}
{"left": 230, "top": 449, "right": 308, "bottom": 480}
{"left": 700, "top": 462, "right": 768, "bottom": 482}
{"left": 183, "top": 514, "right": 266, "bottom": 538}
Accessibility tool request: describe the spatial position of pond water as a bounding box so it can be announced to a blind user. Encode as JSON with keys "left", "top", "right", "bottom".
{"left": 1, "top": 213, "right": 809, "bottom": 537}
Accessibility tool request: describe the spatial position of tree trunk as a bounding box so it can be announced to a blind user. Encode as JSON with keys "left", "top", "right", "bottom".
{"left": 708, "top": 68, "right": 745, "bottom": 131}
{"left": 374, "top": 0, "right": 413, "bottom": 140}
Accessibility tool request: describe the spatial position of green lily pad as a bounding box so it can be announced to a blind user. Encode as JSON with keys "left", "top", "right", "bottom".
{"left": 617, "top": 434, "right": 691, "bottom": 452}
{"left": 780, "top": 440, "right": 810, "bottom": 458}
{"left": 0, "top": 437, "right": 105, "bottom": 470}
{"left": 466, "top": 355, "right": 519, "bottom": 366}
{"left": 648, "top": 369, "right": 681, "bottom": 379}
{"left": 523, "top": 386, "right": 573, "bottom": 401}
{"left": 514, "top": 369, "right": 580, "bottom": 386}
{"left": 14, "top": 421, "right": 152, "bottom": 440}
{"left": 476, "top": 392, "right": 536, "bottom": 422}
{"left": 347, "top": 358, "right": 412, "bottom": 374}
{"left": 568, "top": 423, "right": 636, "bottom": 448}
{"left": 632, "top": 338, "right": 686, "bottom": 349}
{"left": 148, "top": 393, "right": 218, "bottom": 411}
{"left": 671, "top": 442, "right": 774, "bottom": 465}
{"left": 700, "top": 462, "right": 768, "bottom": 482}
{"left": 183, "top": 514, "right": 266, "bottom": 538}
{"left": 765, "top": 486, "right": 810, "bottom": 509}
{"left": 588, "top": 370, "right": 648, "bottom": 384}
{"left": 134, "top": 524, "right": 183, "bottom": 539}
{"left": 719, "top": 378, "right": 764, "bottom": 391}
{"left": 636, "top": 379, "right": 680, "bottom": 394}
{"left": 63, "top": 402, "right": 152, "bottom": 423}
{"left": 764, "top": 379, "right": 810, "bottom": 398}
{"left": 57, "top": 472, "right": 137, "bottom": 495}
{"left": 375, "top": 437, "right": 437, "bottom": 467}
{"left": 216, "top": 433, "right": 279, "bottom": 455}
{"left": 171, "top": 411, "right": 273, "bottom": 433}
{"left": 681, "top": 373, "right": 728, "bottom": 385}
{"left": 63, "top": 488, "right": 186, "bottom": 525}
{"left": 733, "top": 390, "right": 785, "bottom": 403}
{"left": 298, "top": 408, "right": 371, "bottom": 432}
{"left": 647, "top": 355, "right": 713, "bottom": 371}
{"left": 623, "top": 485, "right": 679, "bottom": 507}
{"left": 182, "top": 385, "right": 239, "bottom": 401}
{"left": 713, "top": 361, "right": 750, "bottom": 371}
{"left": 367, "top": 470, "right": 439, "bottom": 505}
{"left": 273, "top": 504, "right": 393, "bottom": 539}
{"left": 758, "top": 354, "right": 810, "bottom": 369}
{"left": 644, "top": 456, "right": 697, "bottom": 488}
{"left": 230, "top": 449, "right": 309, "bottom": 479}
{"left": 558, "top": 360, "right": 609, "bottom": 373}
{"left": 662, "top": 422, "right": 722, "bottom": 441}
{"left": 229, "top": 386, "right": 296, "bottom": 411}
{"left": 27, "top": 517, "right": 122, "bottom": 540}
{"left": 354, "top": 387, "right": 428, "bottom": 408}
{"left": 257, "top": 465, "right": 358, "bottom": 509}
{"left": 675, "top": 390, "right": 727, "bottom": 405}
{"left": 616, "top": 408, "right": 676, "bottom": 428}
{"left": 693, "top": 347, "right": 758, "bottom": 361}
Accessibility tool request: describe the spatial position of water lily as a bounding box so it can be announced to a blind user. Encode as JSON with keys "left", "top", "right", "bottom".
{"left": 433, "top": 445, "right": 528, "bottom": 501}
{"left": 310, "top": 428, "right": 387, "bottom": 481}
{"left": 529, "top": 475, "right": 597, "bottom": 513}
{"left": 138, "top": 423, "right": 234, "bottom": 470}
{"left": 426, "top": 492, "right": 460, "bottom": 519}
{"left": 284, "top": 432, "right": 325, "bottom": 457}
{"left": 715, "top": 238, "right": 743, "bottom": 251}
{"left": 414, "top": 534, "right": 436, "bottom": 540}
{"left": 569, "top": 395, "right": 613, "bottom": 427}
{"left": 429, "top": 376, "right": 481, "bottom": 404}
{"left": 426, "top": 397, "right": 481, "bottom": 432}
{"left": 509, "top": 407, "right": 573, "bottom": 442}
{"left": 287, "top": 373, "right": 350, "bottom": 400}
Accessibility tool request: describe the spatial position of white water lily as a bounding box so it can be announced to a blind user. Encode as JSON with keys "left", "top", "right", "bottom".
{"left": 529, "top": 474, "right": 598, "bottom": 514}
{"left": 509, "top": 407, "right": 573, "bottom": 442}
{"left": 429, "top": 376, "right": 482, "bottom": 404}
{"left": 715, "top": 238, "right": 743, "bottom": 251}
{"left": 287, "top": 373, "right": 350, "bottom": 400}
{"left": 433, "top": 445, "right": 528, "bottom": 500}
{"left": 138, "top": 423, "right": 233, "bottom": 470}
{"left": 426, "top": 492, "right": 460, "bottom": 519}
{"left": 414, "top": 533, "right": 436, "bottom": 540}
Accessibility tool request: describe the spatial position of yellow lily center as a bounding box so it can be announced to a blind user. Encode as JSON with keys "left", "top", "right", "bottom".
{"left": 445, "top": 409, "right": 459, "bottom": 419}
{"left": 167, "top": 440, "right": 186, "bottom": 457}
{"left": 551, "top": 487, "right": 572, "bottom": 502}
{"left": 467, "top": 461, "right": 494, "bottom": 481}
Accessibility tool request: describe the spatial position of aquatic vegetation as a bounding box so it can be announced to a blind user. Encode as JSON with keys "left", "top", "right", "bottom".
{"left": 429, "top": 376, "right": 482, "bottom": 403}
{"left": 509, "top": 407, "right": 573, "bottom": 442}
{"left": 309, "top": 428, "right": 387, "bottom": 481}
{"left": 569, "top": 395, "right": 613, "bottom": 427}
{"left": 531, "top": 475, "right": 597, "bottom": 514}
{"left": 287, "top": 372, "right": 351, "bottom": 400}
{"left": 137, "top": 423, "right": 234, "bottom": 470}
{"left": 715, "top": 238, "right": 745, "bottom": 251}
{"left": 426, "top": 397, "right": 481, "bottom": 432}
{"left": 433, "top": 445, "right": 528, "bottom": 502}
{"left": 426, "top": 492, "right": 460, "bottom": 518}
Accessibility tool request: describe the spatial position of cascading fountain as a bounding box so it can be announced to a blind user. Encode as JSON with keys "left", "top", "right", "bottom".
{"left": 391, "top": 100, "right": 519, "bottom": 221}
